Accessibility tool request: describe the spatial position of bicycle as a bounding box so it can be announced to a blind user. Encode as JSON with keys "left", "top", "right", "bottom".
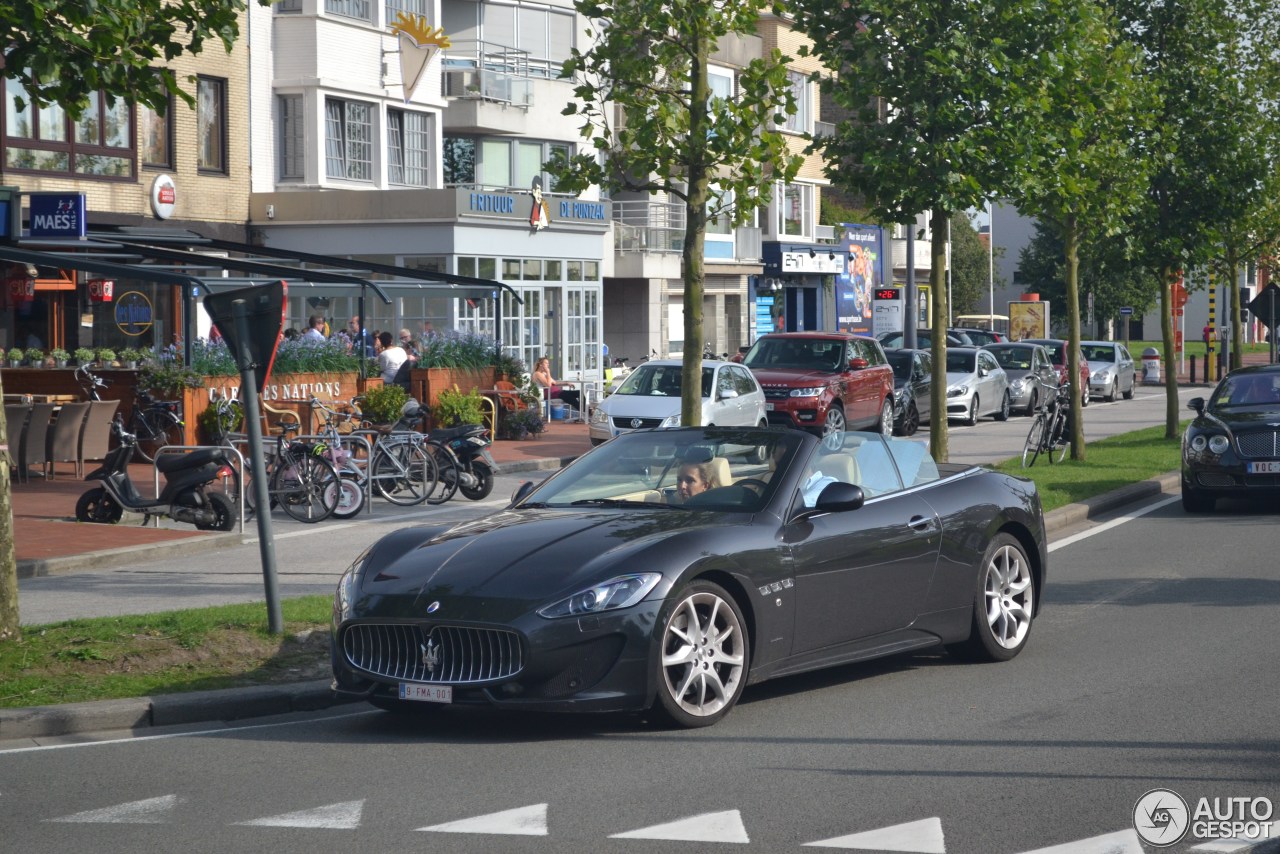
{"left": 341, "top": 396, "right": 442, "bottom": 507}
{"left": 238, "top": 422, "right": 341, "bottom": 523}
{"left": 77, "top": 364, "right": 184, "bottom": 463}
{"left": 1021, "top": 382, "right": 1072, "bottom": 468}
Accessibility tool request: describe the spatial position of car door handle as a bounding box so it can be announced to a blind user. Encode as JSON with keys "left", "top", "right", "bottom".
{"left": 907, "top": 515, "right": 936, "bottom": 533}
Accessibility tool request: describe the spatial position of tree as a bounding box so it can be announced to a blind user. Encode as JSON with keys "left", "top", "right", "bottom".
{"left": 1015, "top": 0, "right": 1155, "bottom": 460}
{"left": 792, "top": 0, "right": 1061, "bottom": 461}
{"left": 1, "top": 0, "right": 254, "bottom": 113}
{"left": 0, "top": 375, "right": 16, "bottom": 642}
{"left": 546, "top": 0, "right": 801, "bottom": 426}
{"left": 948, "top": 213, "right": 994, "bottom": 318}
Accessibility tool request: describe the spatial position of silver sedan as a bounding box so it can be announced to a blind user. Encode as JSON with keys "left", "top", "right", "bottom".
{"left": 1081, "top": 340, "right": 1136, "bottom": 401}
{"left": 944, "top": 347, "right": 1011, "bottom": 425}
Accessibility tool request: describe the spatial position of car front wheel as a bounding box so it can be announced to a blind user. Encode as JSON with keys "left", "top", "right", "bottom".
{"left": 995, "top": 391, "right": 1011, "bottom": 421}
{"left": 950, "top": 534, "right": 1035, "bottom": 662}
{"left": 897, "top": 401, "right": 920, "bottom": 436}
{"left": 875, "top": 398, "right": 893, "bottom": 434}
{"left": 821, "top": 405, "right": 846, "bottom": 436}
{"left": 652, "top": 581, "right": 750, "bottom": 728}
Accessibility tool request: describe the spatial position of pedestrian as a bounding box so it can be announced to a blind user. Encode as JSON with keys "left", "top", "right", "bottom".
{"left": 347, "top": 316, "right": 375, "bottom": 357}
{"left": 1202, "top": 323, "right": 1213, "bottom": 352}
{"left": 303, "top": 315, "right": 326, "bottom": 343}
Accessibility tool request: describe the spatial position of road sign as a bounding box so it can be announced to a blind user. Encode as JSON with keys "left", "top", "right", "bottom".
{"left": 203, "top": 281, "right": 287, "bottom": 394}
{"left": 1119, "top": 306, "right": 1134, "bottom": 316}
{"left": 1173, "top": 280, "right": 1188, "bottom": 308}
{"left": 1247, "top": 282, "right": 1280, "bottom": 324}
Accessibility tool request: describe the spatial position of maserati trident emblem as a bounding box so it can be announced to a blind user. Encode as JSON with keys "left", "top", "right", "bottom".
{"left": 420, "top": 638, "right": 440, "bottom": 673}
{"left": 426, "top": 600, "right": 441, "bottom": 613}
{"left": 631, "top": 418, "right": 644, "bottom": 428}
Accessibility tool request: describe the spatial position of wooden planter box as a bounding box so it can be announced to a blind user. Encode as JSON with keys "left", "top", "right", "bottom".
{"left": 407, "top": 367, "right": 498, "bottom": 409}
{"left": 186, "top": 372, "right": 380, "bottom": 445}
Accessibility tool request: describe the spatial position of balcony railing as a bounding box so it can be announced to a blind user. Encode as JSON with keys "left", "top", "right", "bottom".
{"left": 613, "top": 200, "right": 685, "bottom": 254}
{"left": 442, "top": 41, "right": 535, "bottom": 107}
{"left": 813, "top": 120, "right": 836, "bottom": 138}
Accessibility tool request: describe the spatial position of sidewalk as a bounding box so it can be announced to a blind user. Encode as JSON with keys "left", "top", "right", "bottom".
{"left": 10, "top": 417, "right": 594, "bottom": 577}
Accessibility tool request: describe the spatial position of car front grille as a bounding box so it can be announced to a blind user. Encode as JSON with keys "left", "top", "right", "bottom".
{"left": 762, "top": 388, "right": 790, "bottom": 401}
{"left": 611, "top": 416, "right": 662, "bottom": 429}
{"left": 1236, "top": 430, "right": 1280, "bottom": 458}
{"left": 342, "top": 623, "right": 523, "bottom": 684}
{"left": 1197, "top": 472, "right": 1238, "bottom": 488}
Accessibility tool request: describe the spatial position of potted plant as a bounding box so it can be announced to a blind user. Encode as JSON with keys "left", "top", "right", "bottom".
{"left": 360, "top": 383, "right": 410, "bottom": 426}
{"left": 5, "top": 348, "right": 22, "bottom": 368}
{"left": 50, "top": 348, "right": 70, "bottom": 368}
{"left": 74, "top": 347, "right": 96, "bottom": 366}
{"left": 25, "top": 348, "right": 44, "bottom": 368}
{"left": 120, "top": 347, "right": 144, "bottom": 369}
{"left": 96, "top": 347, "right": 118, "bottom": 367}
{"left": 432, "top": 385, "right": 486, "bottom": 427}
{"left": 500, "top": 406, "right": 545, "bottom": 440}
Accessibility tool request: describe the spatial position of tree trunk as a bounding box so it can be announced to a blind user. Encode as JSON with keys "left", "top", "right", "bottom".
{"left": 1228, "top": 247, "right": 1243, "bottom": 371}
{"left": 1160, "top": 265, "right": 1179, "bottom": 440}
{"left": 928, "top": 205, "right": 950, "bottom": 462}
{"left": 0, "top": 371, "right": 20, "bottom": 642}
{"left": 1064, "top": 214, "right": 1086, "bottom": 461}
{"left": 680, "top": 41, "right": 711, "bottom": 427}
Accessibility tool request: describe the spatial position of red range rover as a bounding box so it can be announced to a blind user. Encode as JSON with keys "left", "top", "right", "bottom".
{"left": 742, "top": 332, "right": 895, "bottom": 435}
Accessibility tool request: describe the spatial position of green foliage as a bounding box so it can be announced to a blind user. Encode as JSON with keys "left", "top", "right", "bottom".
{"left": 197, "top": 398, "right": 242, "bottom": 442}
{"left": 6, "top": 348, "right": 23, "bottom": 362}
{"left": 432, "top": 385, "right": 486, "bottom": 427}
{"left": 73, "top": 347, "right": 95, "bottom": 365}
{"left": 500, "top": 406, "right": 545, "bottom": 439}
{"left": 360, "top": 384, "right": 409, "bottom": 425}
{"left": 1, "top": 0, "right": 260, "bottom": 116}
{"left": 95, "top": 348, "right": 117, "bottom": 363}
{"left": 24, "top": 348, "right": 43, "bottom": 363}
{"left": 119, "top": 347, "right": 144, "bottom": 363}
{"left": 948, "top": 213, "right": 999, "bottom": 316}
{"left": 139, "top": 361, "right": 204, "bottom": 397}
{"left": 416, "top": 331, "right": 500, "bottom": 371}
{"left": 493, "top": 349, "right": 527, "bottom": 381}
{"left": 49, "top": 348, "right": 69, "bottom": 363}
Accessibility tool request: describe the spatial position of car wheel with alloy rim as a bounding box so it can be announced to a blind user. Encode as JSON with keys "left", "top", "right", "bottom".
{"left": 897, "top": 401, "right": 920, "bottom": 436}
{"left": 949, "top": 534, "right": 1036, "bottom": 662}
{"left": 1106, "top": 380, "right": 1117, "bottom": 402}
{"left": 965, "top": 396, "right": 979, "bottom": 426}
{"left": 995, "top": 391, "right": 1011, "bottom": 421}
{"left": 821, "top": 404, "right": 846, "bottom": 437}
{"left": 652, "top": 580, "right": 750, "bottom": 728}
{"left": 875, "top": 398, "right": 893, "bottom": 434}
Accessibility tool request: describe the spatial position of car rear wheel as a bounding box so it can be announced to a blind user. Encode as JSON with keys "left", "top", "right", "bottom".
{"left": 652, "top": 581, "right": 750, "bottom": 728}
{"left": 1106, "top": 380, "right": 1117, "bottom": 402}
{"left": 950, "top": 534, "right": 1035, "bottom": 662}
{"left": 995, "top": 391, "right": 1011, "bottom": 421}
{"left": 875, "top": 398, "right": 893, "bottom": 434}
{"left": 1122, "top": 380, "right": 1135, "bottom": 400}
{"left": 1080, "top": 386, "right": 1089, "bottom": 407}
{"left": 962, "top": 396, "right": 979, "bottom": 426}
{"left": 821, "top": 405, "right": 846, "bottom": 437}
{"left": 1181, "top": 482, "right": 1216, "bottom": 513}
{"left": 897, "top": 401, "right": 920, "bottom": 436}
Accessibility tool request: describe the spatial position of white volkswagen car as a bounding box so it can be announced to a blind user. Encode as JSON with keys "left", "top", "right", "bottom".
{"left": 589, "top": 359, "right": 768, "bottom": 445}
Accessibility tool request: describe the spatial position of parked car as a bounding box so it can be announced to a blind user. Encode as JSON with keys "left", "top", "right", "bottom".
{"left": 1081, "top": 340, "right": 1136, "bottom": 401}
{"left": 952, "top": 327, "right": 1007, "bottom": 345}
{"left": 332, "top": 427, "right": 1048, "bottom": 728}
{"left": 876, "top": 329, "right": 967, "bottom": 350}
{"left": 885, "top": 348, "right": 932, "bottom": 436}
{"left": 944, "top": 347, "right": 1011, "bottom": 425}
{"left": 1181, "top": 364, "right": 1280, "bottom": 512}
{"left": 1023, "top": 339, "right": 1091, "bottom": 407}
{"left": 982, "top": 342, "right": 1060, "bottom": 415}
{"left": 588, "top": 360, "right": 766, "bottom": 445}
{"left": 742, "top": 332, "right": 895, "bottom": 436}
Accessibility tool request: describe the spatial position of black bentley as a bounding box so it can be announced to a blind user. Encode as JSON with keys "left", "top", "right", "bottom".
{"left": 1182, "top": 364, "right": 1280, "bottom": 512}
{"left": 332, "top": 427, "right": 1047, "bottom": 728}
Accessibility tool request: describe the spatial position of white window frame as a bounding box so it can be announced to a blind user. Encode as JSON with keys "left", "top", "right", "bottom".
{"left": 784, "top": 70, "right": 810, "bottom": 134}
{"left": 387, "top": 108, "right": 431, "bottom": 187}
{"left": 776, "top": 182, "right": 813, "bottom": 239}
{"left": 325, "top": 97, "right": 374, "bottom": 183}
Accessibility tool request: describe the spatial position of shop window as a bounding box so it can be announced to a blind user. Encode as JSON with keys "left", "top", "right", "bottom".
{"left": 139, "top": 93, "right": 173, "bottom": 169}
{"left": 566, "top": 261, "right": 582, "bottom": 281}
{"left": 197, "top": 77, "right": 228, "bottom": 174}
{"left": 3, "top": 79, "right": 134, "bottom": 178}
{"left": 278, "top": 95, "right": 304, "bottom": 180}
{"left": 457, "top": 257, "right": 476, "bottom": 277}
{"left": 388, "top": 108, "right": 431, "bottom": 186}
{"left": 325, "top": 97, "right": 373, "bottom": 182}
{"left": 584, "top": 261, "right": 599, "bottom": 281}
{"left": 502, "top": 258, "right": 523, "bottom": 280}
{"left": 523, "top": 259, "right": 542, "bottom": 280}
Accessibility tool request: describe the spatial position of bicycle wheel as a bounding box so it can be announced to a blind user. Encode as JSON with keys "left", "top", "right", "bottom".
{"left": 272, "top": 452, "right": 339, "bottom": 523}
{"left": 134, "top": 409, "right": 184, "bottom": 463}
{"left": 371, "top": 441, "right": 437, "bottom": 506}
{"left": 1021, "top": 414, "right": 1047, "bottom": 468}
{"left": 1049, "top": 411, "right": 1069, "bottom": 464}
{"left": 425, "top": 442, "right": 461, "bottom": 505}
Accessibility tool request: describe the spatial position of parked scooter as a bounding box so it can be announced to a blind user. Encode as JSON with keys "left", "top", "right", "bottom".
{"left": 75, "top": 419, "right": 238, "bottom": 531}
{"left": 429, "top": 423, "right": 497, "bottom": 501}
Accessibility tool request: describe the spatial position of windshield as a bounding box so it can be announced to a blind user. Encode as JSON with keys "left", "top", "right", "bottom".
{"left": 744, "top": 338, "right": 845, "bottom": 372}
{"left": 945, "top": 352, "right": 976, "bottom": 373}
{"left": 518, "top": 428, "right": 807, "bottom": 513}
{"left": 615, "top": 364, "right": 714, "bottom": 398}
{"left": 1082, "top": 345, "right": 1115, "bottom": 362}
{"left": 886, "top": 350, "right": 914, "bottom": 379}
{"left": 985, "top": 346, "right": 1032, "bottom": 371}
{"left": 1211, "top": 373, "right": 1280, "bottom": 408}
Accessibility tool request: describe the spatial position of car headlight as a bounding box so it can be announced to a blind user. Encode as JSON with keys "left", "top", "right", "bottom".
{"left": 1009, "top": 379, "right": 1024, "bottom": 391}
{"left": 538, "top": 573, "right": 662, "bottom": 618}
{"left": 789, "top": 387, "right": 824, "bottom": 398}
{"left": 1091, "top": 369, "right": 1111, "bottom": 381}
{"left": 334, "top": 566, "right": 357, "bottom": 623}
{"left": 1190, "top": 434, "right": 1207, "bottom": 452}
{"left": 1208, "top": 435, "right": 1230, "bottom": 454}
{"left": 947, "top": 385, "right": 967, "bottom": 398}
{"left": 659, "top": 414, "right": 681, "bottom": 428}
{"left": 591, "top": 407, "right": 610, "bottom": 424}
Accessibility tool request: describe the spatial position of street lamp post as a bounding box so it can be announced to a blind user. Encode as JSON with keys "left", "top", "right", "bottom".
{"left": 988, "top": 200, "right": 995, "bottom": 331}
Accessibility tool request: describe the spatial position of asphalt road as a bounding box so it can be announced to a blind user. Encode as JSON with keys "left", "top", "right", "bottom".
{"left": 2, "top": 487, "right": 1278, "bottom": 854}
{"left": 14, "top": 384, "right": 1202, "bottom": 626}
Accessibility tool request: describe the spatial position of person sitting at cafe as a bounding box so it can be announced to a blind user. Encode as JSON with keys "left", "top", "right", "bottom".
{"left": 377, "top": 331, "right": 408, "bottom": 385}
{"left": 532, "top": 356, "right": 581, "bottom": 411}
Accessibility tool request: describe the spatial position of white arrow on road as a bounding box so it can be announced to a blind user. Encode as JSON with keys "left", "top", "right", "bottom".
{"left": 416, "top": 803, "right": 548, "bottom": 836}
{"left": 236, "top": 799, "right": 364, "bottom": 829}
{"left": 609, "top": 809, "right": 750, "bottom": 843}
{"left": 804, "top": 817, "right": 945, "bottom": 852}
{"left": 1010, "top": 829, "right": 1145, "bottom": 854}
{"left": 47, "top": 794, "right": 182, "bottom": 824}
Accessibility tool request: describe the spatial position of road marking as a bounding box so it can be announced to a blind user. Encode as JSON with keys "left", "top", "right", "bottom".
{"left": 46, "top": 794, "right": 182, "bottom": 824}
{"left": 1190, "top": 822, "right": 1280, "bottom": 851}
{"left": 1010, "top": 829, "right": 1144, "bottom": 853}
{"left": 237, "top": 799, "right": 363, "bottom": 829}
{"left": 805, "top": 816, "right": 945, "bottom": 852}
{"left": 1048, "top": 495, "right": 1180, "bottom": 553}
{"left": 609, "top": 809, "right": 750, "bottom": 843}
{"left": 416, "top": 803, "right": 548, "bottom": 835}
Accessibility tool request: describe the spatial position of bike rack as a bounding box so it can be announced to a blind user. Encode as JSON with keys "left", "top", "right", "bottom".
{"left": 294, "top": 432, "right": 374, "bottom": 515}
{"left": 153, "top": 444, "right": 247, "bottom": 535}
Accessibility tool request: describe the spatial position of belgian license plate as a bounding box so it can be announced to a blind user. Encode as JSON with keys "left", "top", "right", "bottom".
{"left": 399, "top": 683, "right": 452, "bottom": 703}
{"left": 765, "top": 403, "right": 774, "bottom": 411}
{"left": 1247, "top": 461, "right": 1280, "bottom": 474}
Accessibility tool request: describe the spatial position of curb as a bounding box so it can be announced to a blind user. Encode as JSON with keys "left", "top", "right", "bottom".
{"left": 16, "top": 530, "right": 243, "bottom": 580}
{"left": 497, "top": 454, "right": 581, "bottom": 476}
{"left": 3, "top": 469, "right": 1181, "bottom": 743}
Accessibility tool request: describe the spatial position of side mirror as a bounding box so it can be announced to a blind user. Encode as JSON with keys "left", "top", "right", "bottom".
{"left": 510, "top": 481, "right": 537, "bottom": 506}
{"left": 849, "top": 357, "right": 869, "bottom": 371}
{"left": 979, "top": 367, "right": 989, "bottom": 377}
{"left": 793, "top": 482, "right": 865, "bottom": 521}
{"left": 719, "top": 388, "right": 739, "bottom": 400}
{"left": 1187, "top": 397, "right": 1205, "bottom": 414}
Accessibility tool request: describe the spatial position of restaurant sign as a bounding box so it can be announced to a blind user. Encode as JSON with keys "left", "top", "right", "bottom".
{"left": 115, "top": 290, "right": 154, "bottom": 336}
{"left": 29, "top": 192, "right": 87, "bottom": 239}
{"left": 204, "top": 376, "right": 358, "bottom": 404}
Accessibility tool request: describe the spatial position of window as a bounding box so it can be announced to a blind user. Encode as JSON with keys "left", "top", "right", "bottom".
{"left": 481, "top": 139, "right": 511, "bottom": 188}
{"left": 386, "top": 0, "right": 428, "bottom": 17}
{"left": 325, "top": 97, "right": 373, "bottom": 182}
{"left": 197, "top": 77, "right": 227, "bottom": 173}
{"left": 388, "top": 109, "right": 431, "bottom": 186}
{"left": 784, "top": 70, "right": 810, "bottom": 133}
{"left": 326, "top": 0, "right": 371, "bottom": 22}
{"left": 3, "top": 79, "right": 134, "bottom": 178}
{"left": 450, "top": 135, "right": 571, "bottom": 191}
{"left": 442, "top": 0, "right": 575, "bottom": 77}
{"left": 443, "top": 136, "right": 476, "bottom": 185}
{"left": 138, "top": 96, "right": 172, "bottom": 168}
{"left": 708, "top": 66, "right": 734, "bottom": 104}
{"left": 778, "top": 183, "right": 812, "bottom": 238}
{"left": 278, "top": 95, "right": 304, "bottom": 180}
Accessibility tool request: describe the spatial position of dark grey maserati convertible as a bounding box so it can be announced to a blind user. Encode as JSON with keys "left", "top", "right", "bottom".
{"left": 332, "top": 427, "right": 1047, "bottom": 728}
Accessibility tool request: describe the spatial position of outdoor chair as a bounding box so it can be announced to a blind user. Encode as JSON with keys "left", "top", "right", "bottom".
{"left": 45, "top": 401, "right": 91, "bottom": 479}
{"left": 18, "top": 403, "right": 55, "bottom": 484}
{"left": 4, "top": 403, "right": 30, "bottom": 479}
{"left": 79, "top": 399, "right": 121, "bottom": 473}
